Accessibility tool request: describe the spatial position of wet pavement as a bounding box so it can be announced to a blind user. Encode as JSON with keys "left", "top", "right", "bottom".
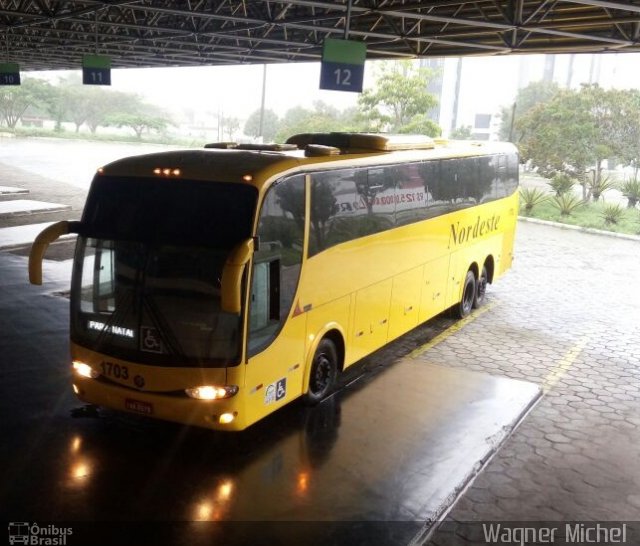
{"left": 0, "top": 251, "right": 539, "bottom": 545}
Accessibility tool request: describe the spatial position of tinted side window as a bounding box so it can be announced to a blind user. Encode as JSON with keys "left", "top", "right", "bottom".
{"left": 248, "top": 175, "right": 305, "bottom": 354}
{"left": 354, "top": 166, "right": 395, "bottom": 236}
{"left": 457, "top": 157, "right": 478, "bottom": 208}
{"left": 506, "top": 152, "right": 519, "bottom": 196}
{"left": 309, "top": 169, "right": 351, "bottom": 256}
{"left": 474, "top": 156, "right": 496, "bottom": 203}
{"left": 309, "top": 168, "right": 395, "bottom": 256}
{"left": 396, "top": 162, "right": 430, "bottom": 226}
{"left": 492, "top": 153, "right": 519, "bottom": 198}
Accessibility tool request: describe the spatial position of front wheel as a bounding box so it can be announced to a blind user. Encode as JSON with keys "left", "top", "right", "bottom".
{"left": 473, "top": 265, "right": 488, "bottom": 309}
{"left": 454, "top": 270, "right": 476, "bottom": 319}
{"left": 304, "top": 339, "right": 338, "bottom": 405}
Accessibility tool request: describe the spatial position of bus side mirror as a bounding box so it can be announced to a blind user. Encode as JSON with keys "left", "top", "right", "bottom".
{"left": 29, "top": 221, "right": 80, "bottom": 285}
{"left": 221, "top": 238, "right": 254, "bottom": 314}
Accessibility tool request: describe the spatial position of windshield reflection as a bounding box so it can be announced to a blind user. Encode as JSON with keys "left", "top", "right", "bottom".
{"left": 71, "top": 237, "right": 242, "bottom": 367}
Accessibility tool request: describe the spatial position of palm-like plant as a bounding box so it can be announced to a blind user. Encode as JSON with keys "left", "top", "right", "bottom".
{"left": 519, "top": 188, "right": 548, "bottom": 212}
{"left": 547, "top": 173, "right": 574, "bottom": 196}
{"left": 600, "top": 203, "right": 625, "bottom": 225}
{"left": 551, "top": 194, "right": 583, "bottom": 216}
{"left": 588, "top": 175, "right": 617, "bottom": 202}
{"left": 620, "top": 178, "right": 640, "bottom": 208}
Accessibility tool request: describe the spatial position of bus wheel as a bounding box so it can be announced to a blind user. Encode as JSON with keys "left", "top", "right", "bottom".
{"left": 455, "top": 270, "right": 476, "bottom": 319}
{"left": 473, "top": 266, "right": 488, "bottom": 309}
{"left": 304, "top": 339, "right": 338, "bottom": 405}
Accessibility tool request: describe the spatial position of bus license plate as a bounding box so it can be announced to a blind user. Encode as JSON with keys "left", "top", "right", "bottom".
{"left": 125, "top": 399, "right": 153, "bottom": 415}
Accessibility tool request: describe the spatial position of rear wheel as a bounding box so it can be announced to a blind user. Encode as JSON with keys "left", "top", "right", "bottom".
{"left": 304, "top": 339, "right": 338, "bottom": 405}
{"left": 473, "top": 265, "right": 488, "bottom": 309}
{"left": 454, "top": 270, "right": 476, "bottom": 319}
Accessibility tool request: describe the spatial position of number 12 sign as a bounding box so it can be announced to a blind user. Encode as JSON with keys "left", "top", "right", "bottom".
{"left": 319, "top": 38, "right": 366, "bottom": 93}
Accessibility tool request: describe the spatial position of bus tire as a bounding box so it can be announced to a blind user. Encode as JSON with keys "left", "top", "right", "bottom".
{"left": 473, "top": 265, "right": 488, "bottom": 309}
{"left": 304, "top": 338, "right": 338, "bottom": 405}
{"left": 455, "top": 270, "right": 476, "bottom": 319}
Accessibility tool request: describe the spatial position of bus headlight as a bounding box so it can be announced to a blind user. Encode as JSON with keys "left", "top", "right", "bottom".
{"left": 219, "top": 412, "right": 236, "bottom": 424}
{"left": 185, "top": 385, "right": 239, "bottom": 400}
{"left": 72, "top": 360, "right": 99, "bottom": 379}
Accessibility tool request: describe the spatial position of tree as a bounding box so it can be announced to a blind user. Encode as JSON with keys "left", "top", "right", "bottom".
{"left": 498, "top": 80, "right": 560, "bottom": 142}
{"left": 244, "top": 108, "right": 279, "bottom": 141}
{"left": 357, "top": 60, "right": 440, "bottom": 136}
{"left": 107, "top": 112, "right": 170, "bottom": 139}
{"left": 63, "top": 87, "right": 151, "bottom": 134}
{"left": 0, "top": 77, "right": 52, "bottom": 129}
{"left": 517, "top": 88, "right": 593, "bottom": 179}
{"left": 612, "top": 88, "right": 640, "bottom": 176}
{"left": 221, "top": 116, "right": 240, "bottom": 140}
{"left": 450, "top": 125, "right": 473, "bottom": 140}
{"left": 41, "top": 74, "right": 83, "bottom": 132}
{"left": 85, "top": 90, "right": 145, "bottom": 134}
{"left": 517, "top": 84, "right": 638, "bottom": 199}
{"left": 275, "top": 101, "right": 362, "bottom": 142}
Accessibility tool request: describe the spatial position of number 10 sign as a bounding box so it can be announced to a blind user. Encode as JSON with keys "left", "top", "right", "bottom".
{"left": 319, "top": 38, "right": 366, "bottom": 93}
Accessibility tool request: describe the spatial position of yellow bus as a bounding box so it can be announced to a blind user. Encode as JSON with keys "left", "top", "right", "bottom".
{"left": 29, "top": 133, "right": 518, "bottom": 431}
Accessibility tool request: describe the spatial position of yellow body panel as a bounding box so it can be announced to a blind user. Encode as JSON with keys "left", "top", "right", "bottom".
{"left": 419, "top": 256, "right": 449, "bottom": 323}
{"left": 350, "top": 278, "right": 393, "bottom": 366}
{"left": 243, "top": 313, "right": 307, "bottom": 426}
{"left": 388, "top": 266, "right": 423, "bottom": 342}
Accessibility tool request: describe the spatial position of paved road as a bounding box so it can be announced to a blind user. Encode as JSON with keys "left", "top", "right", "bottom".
{"left": 0, "top": 136, "right": 181, "bottom": 189}
{"left": 0, "top": 137, "right": 182, "bottom": 231}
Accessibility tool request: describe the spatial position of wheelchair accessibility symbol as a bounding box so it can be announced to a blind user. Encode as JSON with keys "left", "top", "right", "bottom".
{"left": 264, "top": 378, "right": 287, "bottom": 405}
{"left": 141, "top": 326, "right": 163, "bottom": 353}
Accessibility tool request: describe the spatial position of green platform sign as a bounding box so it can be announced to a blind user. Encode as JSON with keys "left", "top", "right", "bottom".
{"left": 0, "top": 63, "right": 21, "bottom": 86}
{"left": 319, "top": 38, "right": 366, "bottom": 93}
{"left": 83, "top": 55, "right": 111, "bottom": 86}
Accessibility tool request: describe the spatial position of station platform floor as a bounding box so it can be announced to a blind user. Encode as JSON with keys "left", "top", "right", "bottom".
{"left": 1, "top": 157, "right": 640, "bottom": 545}
{"left": 0, "top": 251, "right": 540, "bottom": 545}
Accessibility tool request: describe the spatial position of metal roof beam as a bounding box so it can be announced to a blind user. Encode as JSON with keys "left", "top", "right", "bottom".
{"left": 562, "top": 0, "right": 640, "bottom": 14}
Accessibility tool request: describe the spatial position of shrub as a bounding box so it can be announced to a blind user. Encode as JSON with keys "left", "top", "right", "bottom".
{"left": 547, "top": 173, "right": 574, "bottom": 196}
{"left": 620, "top": 178, "right": 640, "bottom": 208}
{"left": 551, "top": 194, "right": 583, "bottom": 216}
{"left": 519, "top": 188, "right": 548, "bottom": 212}
{"left": 588, "top": 175, "right": 616, "bottom": 201}
{"left": 600, "top": 203, "right": 625, "bottom": 225}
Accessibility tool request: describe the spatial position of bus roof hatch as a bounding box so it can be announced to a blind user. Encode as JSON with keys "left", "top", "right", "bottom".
{"left": 286, "top": 132, "right": 435, "bottom": 152}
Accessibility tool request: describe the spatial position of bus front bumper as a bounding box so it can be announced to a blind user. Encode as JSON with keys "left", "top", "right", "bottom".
{"left": 72, "top": 377, "right": 247, "bottom": 431}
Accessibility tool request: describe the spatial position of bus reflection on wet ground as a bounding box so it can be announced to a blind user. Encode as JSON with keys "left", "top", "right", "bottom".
{"left": 0, "top": 254, "right": 540, "bottom": 545}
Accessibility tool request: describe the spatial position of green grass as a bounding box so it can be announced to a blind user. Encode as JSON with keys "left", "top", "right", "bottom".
{"left": 520, "top": 198, "right": 640, "bottom": 235}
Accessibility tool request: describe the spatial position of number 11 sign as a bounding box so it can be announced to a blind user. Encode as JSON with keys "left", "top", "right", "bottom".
{"left": 82, "top": 54, "right": 111, "bottom": 86}
{"left": 319, "top": 38, "right": 366, "bottom": 93}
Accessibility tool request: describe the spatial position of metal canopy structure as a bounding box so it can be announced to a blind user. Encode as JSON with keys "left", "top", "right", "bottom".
{"left": 3, "top": 1, "right": 640, "bottom": 71}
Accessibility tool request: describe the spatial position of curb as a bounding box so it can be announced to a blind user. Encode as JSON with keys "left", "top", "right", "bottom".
{"left": 518, "top": 216, "right": 640, "bottom": 242}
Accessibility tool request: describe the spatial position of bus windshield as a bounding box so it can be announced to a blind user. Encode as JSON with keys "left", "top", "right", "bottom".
{"left": 70, "top": 176, "right": 258, "bottom": 367}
